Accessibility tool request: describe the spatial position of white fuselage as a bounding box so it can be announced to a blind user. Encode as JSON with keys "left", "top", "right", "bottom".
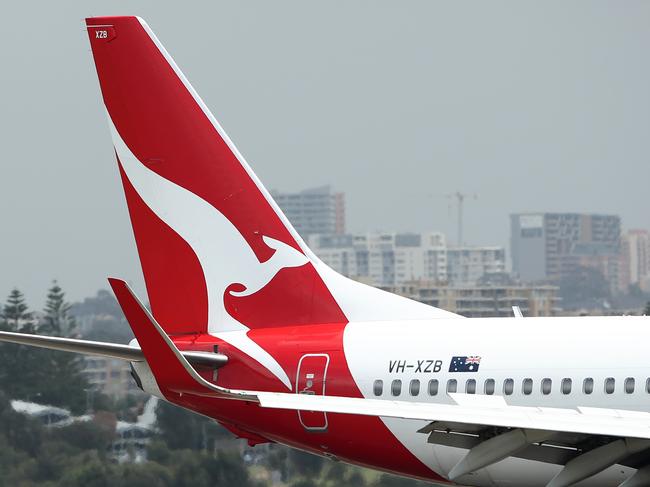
{"left": 344, "top": 316, "right": 650, "bottom": 486}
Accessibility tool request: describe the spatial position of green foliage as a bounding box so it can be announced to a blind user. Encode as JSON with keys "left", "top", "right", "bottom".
{"left": 0, "top": 289, "right": 42, "bottom": 402}
{"left": 289, "top": 449, "right": 325, "bottom": 477}
{"left": 0, "top": 285, "right": 432, "bottom": 487}
{"left": 371, "top": 474, "right": 432, "bottom": 487}
{"left": 51, "top": 421, "right": 114, "bottom": 453}
{"left": 559, "top": 266, "right": 611, "bottom": 308}
{"left": 0, "top": 285, "right": 88, "bottom": 415}
{"left": 41, "top": 281, "right": 76, "bottom": 336}
{"left": 35, "top": 282, "right": 88, "bottom": 414}
{"left": 116, "top": 462, "right": 173, "bottom": 487}
{"left": 155, "top": 400, "right": 228, "bottom": 450}
{"left": 2, "top": 288, "right": 34, "bottom": 331}
{"left": 57, "top": 452, "right": 119, "bottom": 487}
{"left": 290, "top": 480, "right": 319, "bottom": 487}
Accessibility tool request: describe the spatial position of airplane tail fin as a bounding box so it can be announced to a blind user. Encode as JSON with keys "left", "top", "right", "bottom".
{"left": 86, "top": 16, "right": 458, "bottom": 337}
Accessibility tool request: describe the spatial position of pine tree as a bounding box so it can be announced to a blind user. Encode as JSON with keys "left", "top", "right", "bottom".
{"left": 2, "top": 288, "right": 34, "bottom": 332}
{"left": 0, "top": 289, "right": 37, "bottom": 398}
{"left": 36, "top": 281, "right": 88, "bottom": 413}
{"left": 40, "top": 281, "right": 76, "bottom": 337}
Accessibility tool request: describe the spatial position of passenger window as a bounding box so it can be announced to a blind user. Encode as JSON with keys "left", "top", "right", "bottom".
{"left": 541, "top": 378, "right": 552, "bottom": 395}
{"left": 447, "top": 379, "right": 457, "bottom": 394}
{"left": 561, "top": 378, "right": 572, "bottom": 395}
{"left": 605, "top": 377, "right": 615, "bottom": 394}
{"left": 625, "top": 377, "right": 635, "bottom": 394}
{"left": 583, "top": 378, "right": 594, "bottom": 395}
{"left": 428, "top": 379, "right": 439, "bottom": 396}
{"left": 646, "top": 378, "right": 650, "bottom": 393}
{"left": 373, "top": 379, "right": 383, "bottom": 396}
{"left": 391, "top": 379, "right": 402, "bottom": 396}
{"left": 466, "top": 379, "right": 476, "bottom": 394}
{"left": 522, "top": 378, "right": 533, "bottom": 395}
{"left": 410, "top": 379, "right": 420, "bottom": 396}
{"left": 484, "top": 379, "right": 495, "bottom": 395}
{"left": 503, "top": 379, "right": 514, "bottom": 395}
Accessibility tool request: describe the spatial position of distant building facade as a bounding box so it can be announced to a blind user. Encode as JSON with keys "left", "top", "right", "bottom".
{"left": 388, "top": 281, "right": 560, "bottom": 318}
{"left": 511, "top": 213, "right": 621, "bottom": 288}
{"left": 272, "top": 185, "right": 345, "bottom": 238}
{"left": 446, "top": 247, "right": 506, "bottom": 285}
{"left": 619, "top": 229, "right": 650, "bottom": 292}
{"left": 309, "top": 232, "right": 506, "bottom": 288}
{"left": 83, "top": 357, "right": 140, "bottom": 398}
{"left": 309, "top": 232, "right": 447, "bottom": 287}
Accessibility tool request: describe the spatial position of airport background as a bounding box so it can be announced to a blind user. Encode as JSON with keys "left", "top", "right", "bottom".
{"left": 2, "top": 186, "right": 650, "bottom": 486}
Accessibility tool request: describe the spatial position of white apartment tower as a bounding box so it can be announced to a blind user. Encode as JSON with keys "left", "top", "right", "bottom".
{"left": 308, "top": 232, "right": 447, "bottom": 287}
{"left": 309, "top": 232, "right": 506, "bottom": 288}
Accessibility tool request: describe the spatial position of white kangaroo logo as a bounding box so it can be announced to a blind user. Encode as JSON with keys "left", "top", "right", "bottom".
{"left": 109, "top": 118, "right": 307, "bottom": 389}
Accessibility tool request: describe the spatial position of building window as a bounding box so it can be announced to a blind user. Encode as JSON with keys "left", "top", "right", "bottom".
{"left": 561, "top": 378, "right": 572, "bottom": 395}
{"left": 625, "top": 377, "right": 635, "bottom": 394}
{"left": 447, "top": 379, "right": 457, "bottom": 394}
{"left": 373, "top": 380, "right": 383, "bottom": 396}
{"left": 391, "top": 380, "right": 402, "bottom": 396}
{"left": 503, "top": 379, "right": 514, "bottom": 395}
{"left": 428, "top": 379, "right": 439, "bottom": 396}
{"left": 583, "top": 378, "right": 594, "bottom": 395}
{"left": 605, "top": 378, "right": 615, "bottom": 394}
{"left": 522, "top": 378, "right": 533, "bottom": 395}
{"left": 484, "top": 379, "right": 495, "bottom": 395}
{"left": 541, "top": 378, "right": 552, "bottom": 395}
{"left": 410, "top": 379, "right": 420, "bottom": 396}
{"left": 466, "top": 379, "right": 476, "bottom": 394}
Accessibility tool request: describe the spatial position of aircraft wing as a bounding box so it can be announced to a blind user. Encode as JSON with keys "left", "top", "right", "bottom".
{"left": 257, "top": 392, "right": 650, "bottom": 441}
{"left": 258, "top": 393, "right": 650, "bottom": 485}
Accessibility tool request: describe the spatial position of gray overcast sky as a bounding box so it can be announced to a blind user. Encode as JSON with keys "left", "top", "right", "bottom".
{"left": 0, "top": 1, "right": 649, "bottom": 306}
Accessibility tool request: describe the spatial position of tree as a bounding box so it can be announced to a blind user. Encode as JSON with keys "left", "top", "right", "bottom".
{"left": 41, "top": 281, "right": 76, "bottom": 337}
{"left": 644, "top": 301, "right": 650, "bottom": 316}
{"left": 372, "top": 474, "right": 431, "bottom": 487}
{"left": 34, "top": 282, "right": 89, "bottom": 414}
{"left": 558, "top": 266, "right": 611, "bottom": 309}
{"left": 155, "top": 401, "right": 227, "bottom": 450}
{"left": 288, "top": 449, "right": 324, "bottom": 477}
{"left": 0, "top": 288, "right": 39, "bottom": 398}
{"left": 2, "top": 288, "right": 34, "bottom": 332}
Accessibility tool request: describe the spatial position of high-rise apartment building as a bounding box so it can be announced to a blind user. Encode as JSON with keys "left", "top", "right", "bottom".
{"left": 309, "top": 232, "right": 506, "bottom": 288}
{"left": 620, "top": 229, "right": 650, "bottom": 292}
{"left": 271, "top": 186, "right": 345, "bottom": 238}
{"left": 510, "top": 213, "right": 621, "bottom": 286}
{"left": 308, "top": 232, "right": 448, "bottom": 287}
{"left": 446, "top": 247, "right": 506, "bottom": 285}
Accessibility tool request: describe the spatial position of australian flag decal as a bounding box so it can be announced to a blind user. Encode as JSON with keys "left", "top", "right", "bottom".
{"left": 449, "top": 356, "right": 481, "bottom": 372}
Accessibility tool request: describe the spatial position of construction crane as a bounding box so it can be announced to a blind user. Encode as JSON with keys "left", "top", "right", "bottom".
{"left": 446, "top": 191, "right": 478, "bottom": 246}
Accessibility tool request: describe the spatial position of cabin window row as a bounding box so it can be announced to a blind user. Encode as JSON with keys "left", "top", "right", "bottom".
{"left": 373, "top": 377, "right": 643, "bottom": 397}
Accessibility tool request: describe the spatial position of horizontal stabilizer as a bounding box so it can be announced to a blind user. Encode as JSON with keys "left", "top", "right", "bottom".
{"left": 0, "top": 330, "right": 227, "bottom": 368}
